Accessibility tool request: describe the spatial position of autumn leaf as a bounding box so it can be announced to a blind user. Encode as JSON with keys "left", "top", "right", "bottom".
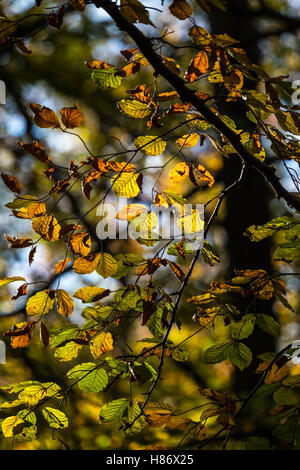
{"left": 73, "top": 253, "right": 100, "bottom": 274}
{"left": 96, "top": 253, "right": 118, "bottom": 279}
{"left": 169, "top": 162, "right": 190, "bottom": 183}
{"left": 60, "top": 105, "right": 84, "bottom": 128}
{"left": 189, "top": 164, "right": 215, "bottom": 188}
{"left": 69, "top": 0, "right": 86, "bottom": 11}
{"left": 1, "top": 173, "right": 22, "bottom": 194}
{"left": 32, "top": 215, "right": 61, "bottom": 242}
{"left": 3, "top": 321, "right": 36, "bottom": 349}
{"left": 169, "top": 0, "right": 193, "bottom": 20}
{"left": 55, "top": 258, "right": 71, "bottom": 274}
{"left": 5, "top": 234, "right": 33, "bottom": 249}
{"left": 55, "top": 289, "right": 74, "bottom": 318}
{"left": 26, "top": 290, "right": 54, "bottom": 316}
{"left": 176, "top": 133, "right": 199, "bottom": 147}
{"left": 121, "top": 0, "right": 154, "bottom": 26}
{"left": 73, "top": 287, "right": 110, "bottom": 303}
{"left": 184, "top": 51, "right": 209, "bottom": 83}
{"left": 90, "top": 332, "right": 113, "bottom": 359}
{"left": 116, "top": 204, "right": 147, "bottom": 221}
{"left": 70, "top": 232, "right": 91, "bottom": 256}
{"left": 111, "top": 172, "right": 142, "bottom": 198}
{"left": 18, "top": 140, "right": 50, "bottom": 163}
{"left": 134, "top": 136, "right": 167, "bottom": 156}
{"left": 27, "top": 103, "right": 60, "bottom": 128}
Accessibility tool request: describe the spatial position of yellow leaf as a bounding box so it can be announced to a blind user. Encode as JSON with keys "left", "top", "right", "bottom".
{"left": 2, "top": 416, "right": 24, "bottom": 437}
{"left": 177, "top": 209, "right": 204, "bottom": 234}
{"left": 96, "top": 253, "right": 118, "bottom": 279}
{"left": 153, "top": 193, "right": 169, "bottom": 208}
{"left": 176, "top": 133, "right": 199, "bottom": 147}
{"left": 134, "top": 136, "right": 167, "bottom": 156}
{"left": 111, "top": 172, "right": 141, "bottom": 198}
{"left": 117, "top": 99, "right": 151, "bottom": 119}
{"left": 56, "top": 289, "right": 74, "bottom": 317}
{"left": 73, "top": 253, "right": 100, "bottom": 274}
{"left": 70, "top": 232, "right": 91, "bottom": 256}
{"left": 169, "top": 162, "right": 190, "bottom": 183}
{"left": 32, "top": 215, "right": 60, "bottom": 241}
{"left": 0, "top": 277, "right": 26, "bottom": 288}
{"left": 116, "top": 204, "right": 147, "bottom": 221}
{"left": 26, "top": 290, "right": 54, "bottom": 316}
{"left": 73, "top": 286, "right": 110, "bottom": 303}
{"left": 18, "top": 385, "right": 46, "bottom": 406}
{"left": 190, "top": 165, "right": 215, "bottom": 188}
{"left": 90, "top": 332, "right": 113, "bottom": 359}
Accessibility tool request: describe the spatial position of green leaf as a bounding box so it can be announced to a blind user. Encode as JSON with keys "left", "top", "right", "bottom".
{"left": 117, "top": 99, "right": 151, "bottom": 119}
{"left": 66, "top": 363, "right": 108, "bottom": 393}
{"left": 230, "top": 314, "right": 256, "bottom": 340}
{"left": 256, "top": 314, "right": 280, "bottom": 336}
{"left": 273, "top": 386, "right": 300, "bottom": 406}
{"left": 203, "top": 341, "right": 231, "bottom": 364}
{"left": 0, "top": 276, "right": 26, "bottom": 288}
{"left": 42, "top": 407, "right": 68, "bottom": 429}
{"left": 99, "top": 398, "right": 129, "bottom": 423}
{"left": 227, "top": 342, "right": 253, "bottom": 370}
{"left": 171, "top": 346, "right": 189, "bottom": 362}
{"left": 148, "top": 307, "right": 164, "bottom": 337}
{"left": 274, "top": 240, "right": 300, "bottom": 263}
{"left": 244, "top": 216, "right": 297, "bottom": 242}
{"left": 91, "top": 68, "right": 122, "bottom": 89}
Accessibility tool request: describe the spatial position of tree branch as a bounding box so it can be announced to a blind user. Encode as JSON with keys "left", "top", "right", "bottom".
{"left": 92, "top": 0, "right": 300, "bottom": 212}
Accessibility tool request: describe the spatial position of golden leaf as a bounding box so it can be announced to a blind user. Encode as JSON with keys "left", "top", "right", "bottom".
{"left": 134, "top": 136, "right": 167, "bottom": 156}
{"left": 2, "top": 416, "right": 24, "bottom": 437}
{"left": 73, "top": 286, "right": 110, "bottom": 303}
{"left": 56, "top": 289, "right": 74, "bottom": 317}
{"left": 96, "top": 253, "right": 118, "bottom": 279}
{"left": 73, "top": 253, "right": 100, "bottom": 274}
{"left": 55, "top": 258, "right": 71, "bottom": 274}
{"left": 169, "top": 162, "right": 190, "bottom": 183}
{"left": 70, "top": 232, "right": 91, "bottom": 256}
{"left": 90, "top": 331, "right": 113, "bottom": 359}
{"left": 116, "top": 204, "right": 147, "bottom": 221}
{"left": 32, "top": 215, "right": 61, "bottom": 242}
{"left": 26, "top": 290, "right": 54, "bottom": 316}
{"left": 111, "top": 172, "right": 142, "bottom": 198}
{"left": 176, "top": 133, "right": 199, "bottom": 147}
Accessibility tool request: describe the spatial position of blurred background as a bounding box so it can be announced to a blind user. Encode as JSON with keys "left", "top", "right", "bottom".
{"left": 0, "top": 0, "right": 300, "bottom": 449}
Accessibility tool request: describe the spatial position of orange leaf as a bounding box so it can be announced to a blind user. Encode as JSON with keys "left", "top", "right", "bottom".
{"left": 185, "top": 51, "right": 209, "bottom": 83}
{"left": 70, "top": 232, "right": 91, "bottom": 256}
{"left": 18, "top": 140, "right": 50, "bottom": 163}
{"left": 55, "top": 258, "right": 71, "bottom": 274}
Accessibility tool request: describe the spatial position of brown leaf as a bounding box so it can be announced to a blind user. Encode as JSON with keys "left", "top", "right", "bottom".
{"left": 69, "top": 0, "right": 86, "bottom": 11}
{"left": 47, "top": 6, "right": 65, "bottom": 29}
{"left": 28, "top": 103, "right": 60, "bottom": 128}
{"left": 169, "top": 0, "right": 193, "bottom": 20}
{"left": 40, "top": 321, "right": 50, "bottom": 348}
{"left": 11, "top": 284, "right": 27, "bottom": 301}
{"left": 18, "top": 140, "right": 50, "bottom": 163}
{"left": 127, "top": 84, "right": 151, "bottom": 103}
{"left": 1, "top": 172, "right": 22, "bottom": 194}
{"left": 141, "top": 299, "right": 156, "bottom": 326}
{"left": 121, "top": 0, "right": 154, "bottom": 26}
{"left": 5, "top": 234, "right": 33, "bottom": 249}
{"left": 29, "top": 246, "right": 37, "bottom": 265}
{"left": 15, "top": 39, "right": 31, "bottom": 55}
{"left": 167, "top": 260, "right": 185, "bottom": 281}
{"left": 60, "top": 105, "right": 84, "bottom": 128}
{"left": 43, "top": 167, "right": 55, "bottom": 180}
{"left": 120, "top": 48, "right": 139, "bottom": 61}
